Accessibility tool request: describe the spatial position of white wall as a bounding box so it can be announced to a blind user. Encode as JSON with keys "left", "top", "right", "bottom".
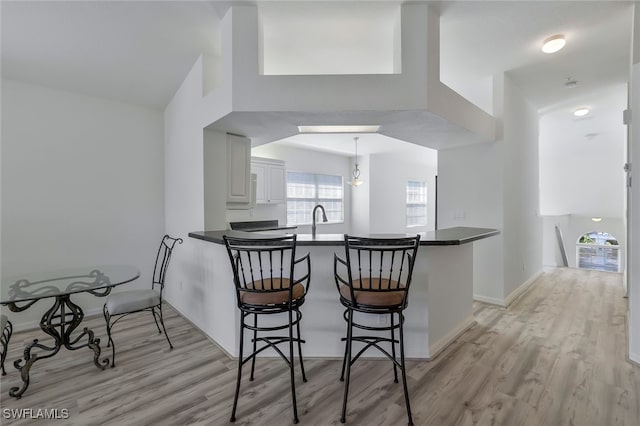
{"left": 247, "top": 143, "right": 353, "bottom": 234}
{"left": 539, "top": 85, "right": 627, "bottom": 218}
{"left": 501, "top": 74, "right": 543, "bottom": 297}
{"left": 164, "top": 56, "right": 207, "bottom": 316}
{"left": 368, "top": 150, "right": 438, "bottom": 234}
{"left": 258, "top": 2, "right": 401, "bottom": 75}
{"left": 438, "top": 141, "right": 504, "bottom": 303}
{"left": 437, "top": 73, "right": 542, "bottom": 305}
{"left": 1, "top": 79, "right": 164, "bottom": 330}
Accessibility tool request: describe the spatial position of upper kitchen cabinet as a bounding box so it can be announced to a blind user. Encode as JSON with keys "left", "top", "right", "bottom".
{"left": 252, "top": 157, "right": 285, "bottom": 204}
{"left": 227, "top": 134, "right": 251, "bottom": 204}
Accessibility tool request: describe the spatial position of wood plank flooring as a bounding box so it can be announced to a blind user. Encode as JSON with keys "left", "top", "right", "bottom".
{"left": 0, "top": 268, "right": 638, "bottom": 425}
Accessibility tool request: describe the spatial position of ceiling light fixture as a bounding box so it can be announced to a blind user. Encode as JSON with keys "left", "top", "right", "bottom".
{"left": 591, "top": 217, "right": 603, "bottom": 223}
{"left": 574, "top": 107, "right": 590, "bottom": 117}
{"left": 349, "top": 137, "right": 364, "bottom": 187}
{"left": 297, "top": 125, "right": 380, "bottom": 134}
{"left": 542, "top": 34, "right": 566, "bottom": 53}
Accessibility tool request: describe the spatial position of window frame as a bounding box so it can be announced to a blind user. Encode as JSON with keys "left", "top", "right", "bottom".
{"left": 286, "top": 171, "right": 345, "bottom": 226}
{"left": 406, "top": 180, "right": 427, "bottom": 228}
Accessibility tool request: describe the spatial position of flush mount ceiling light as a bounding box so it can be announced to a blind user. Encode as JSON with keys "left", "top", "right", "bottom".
{"left": 297, "top": 125, "right": 380, "bottom": 134}
{"left": 574, "top": 107, "right": 590, "bottom": 117}
{"left": 591, "top": 217, "right": 603, "bottom": 222}
{"left": 542, "top": 34, "right": 566, "bottom": 53}
{"left": 349, "top": 137, "right": 364, "bottom": 187}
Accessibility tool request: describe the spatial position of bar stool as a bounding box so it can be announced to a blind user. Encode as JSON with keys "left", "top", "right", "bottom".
{"left": 334, "top": 234, "right": 421, "bottom": 425}
{"left": 1, "top": 314, "right": 13, "bottom": 375}
{"left": 223, "top": 234, "right": 311, "bottom": 424}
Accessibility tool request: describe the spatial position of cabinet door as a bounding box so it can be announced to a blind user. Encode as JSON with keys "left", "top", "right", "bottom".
{"left": 227, "top": 135, "right": 251, "bottom": 203}
{"left": 252, "top": 162, "right": 268, "bottom": 204}
{"left": 267, "top": 164, "right": 286, "bottom": 204}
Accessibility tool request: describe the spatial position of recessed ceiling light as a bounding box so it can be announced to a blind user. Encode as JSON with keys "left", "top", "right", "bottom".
{"left": 591, "top": 217, "right": 602, "bottom": 222}
{"left": 574, "top": 107, "right": 589, "bottom": 117}
{"left": 542, "top": 34, "right": 566, "bottom": 53}
{"left": 297, "top": 125, "right": 380, "bottom": 133}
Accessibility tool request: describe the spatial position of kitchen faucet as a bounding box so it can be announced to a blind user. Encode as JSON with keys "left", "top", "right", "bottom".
{"left": 311, "top": 204, "right": 328, "bottom": 238}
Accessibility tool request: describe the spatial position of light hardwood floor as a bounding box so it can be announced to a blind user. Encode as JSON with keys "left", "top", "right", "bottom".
{"left": 0, "top": 268, "right": 638, "bottom": 425}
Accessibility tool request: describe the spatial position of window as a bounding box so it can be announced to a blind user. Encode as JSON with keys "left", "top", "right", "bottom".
{"left": 406, "top": 181, "right": 427, "bottom": 227}
{"left": 287, "top": 172, "right": 344, "bottom": 225}
{"left": 576, "top": 231, "right": 620, "bottom": 273}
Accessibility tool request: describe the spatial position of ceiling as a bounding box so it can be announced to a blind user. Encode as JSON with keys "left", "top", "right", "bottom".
{"left": 267, "top": 132, "right": 437, "bottom": 158}
{"left": 437, "top": 1, "right": 633, "bottom": 115}
{"left": 1, "top": 1, "right": 221, "bottom": 110}
{"left": 1, "top": 1, "right": 633, "bottom": 154}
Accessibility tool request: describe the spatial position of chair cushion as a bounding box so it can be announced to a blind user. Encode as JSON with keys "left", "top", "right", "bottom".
{"left": 240, "top": 278, "right": 305, "bottom": 306}
{"left": 340, "top": 278, "right": 405, "bottom": 306}
{"left": 106, "top": 289, "right": 161, "bottom": 315}
{"left": 0, "top": 314, "right": 7, "bottom": 332}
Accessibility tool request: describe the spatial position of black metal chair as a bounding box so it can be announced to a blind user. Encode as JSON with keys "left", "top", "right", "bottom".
{"left": 223, "top": 234, "right": 311, "bottom": 424}
{"left": 334, "top": 234, "right": 421, "bottom": 425}
{"left": 1, "top": 314, "right": 13, "bottom": 375}
{"left": 103, "top": 234, "right": 183, "bottom": 367}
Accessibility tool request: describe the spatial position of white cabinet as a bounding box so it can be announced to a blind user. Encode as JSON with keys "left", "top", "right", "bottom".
{"left": 227, "top": 134, "right": 251, "bottom": 204}
{"left": 251, "top": 157, "right": 286, "bottom": 204}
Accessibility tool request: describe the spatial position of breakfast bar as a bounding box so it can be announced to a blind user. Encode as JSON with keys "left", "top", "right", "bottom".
{"left": 188, "top": 226, "right": 499, "bottom": 360}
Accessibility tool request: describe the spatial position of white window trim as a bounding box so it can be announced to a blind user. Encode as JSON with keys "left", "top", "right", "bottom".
{"left": 406, "top": 180, "right": 427, "bottom": 228}
{"left": 286, "top": 170, "right": 345, "bottom": 226}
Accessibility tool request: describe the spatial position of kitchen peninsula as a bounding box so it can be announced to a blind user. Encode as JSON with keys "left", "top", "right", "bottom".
{"left": 188, "top": 226, "right": 498, "bottom": 360}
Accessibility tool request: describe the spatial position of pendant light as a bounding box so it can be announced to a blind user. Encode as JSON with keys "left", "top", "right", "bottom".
{"left": 349, "top": 136, "right": 364, "bottom": 187}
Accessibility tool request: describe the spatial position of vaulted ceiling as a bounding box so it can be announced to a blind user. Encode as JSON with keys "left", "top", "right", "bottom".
{"left": 1, "top": 0, "right": 633, "bottom": 157}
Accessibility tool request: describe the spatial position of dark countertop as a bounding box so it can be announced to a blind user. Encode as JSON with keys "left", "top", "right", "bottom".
{"left": 188, "top": 226, "right": 500, "bottom": 247}
{"left": 228, "top": 220, "right": 297, "bottom": 232}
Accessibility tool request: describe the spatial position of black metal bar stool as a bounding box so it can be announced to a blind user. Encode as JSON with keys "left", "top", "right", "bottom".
{"left": 224, "top": 234, "right": 311, "bottom": 424}
{"left": 1, "top": 314, "right": 13, "bottom": 375}
{"left": 334, "top": 234, "right": 421, "bottom": 425}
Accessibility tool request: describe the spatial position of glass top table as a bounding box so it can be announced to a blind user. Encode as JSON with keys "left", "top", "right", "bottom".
{"left": 1, "top": 265, "right": 140, "bottom": 398}
{"left": 1, "top": 265, "right": 140, "bottom": 305}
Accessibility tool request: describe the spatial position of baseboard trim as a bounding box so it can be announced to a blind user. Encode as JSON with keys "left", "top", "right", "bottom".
{"left": 473, "top": 294, "right": 505, "bottom": 307}
{"left": 166, "top": 300, "right": 236, "bottom": 359}
{"left": 629, "top": 352, "right": 640, "bottom": 366}
{"left": 427, "top": 315, "right": 476, "bottom": 360}
{"left": 504, "top": 269, "right": 544, "bottom": 307}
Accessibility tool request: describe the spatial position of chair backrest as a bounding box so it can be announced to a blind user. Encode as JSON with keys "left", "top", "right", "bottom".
{"left": 223, "top": 235, "right": 304, "bottom": 307}
{"left": 152, "top": 234, "right": 183, "bottom": 293}
{"left": 335, "top": 234, "right": 421, "bottom": 309}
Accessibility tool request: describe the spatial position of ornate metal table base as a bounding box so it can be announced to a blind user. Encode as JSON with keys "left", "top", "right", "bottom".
{"left": 7, "top": 293, "right": 110, "bottom": 399}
